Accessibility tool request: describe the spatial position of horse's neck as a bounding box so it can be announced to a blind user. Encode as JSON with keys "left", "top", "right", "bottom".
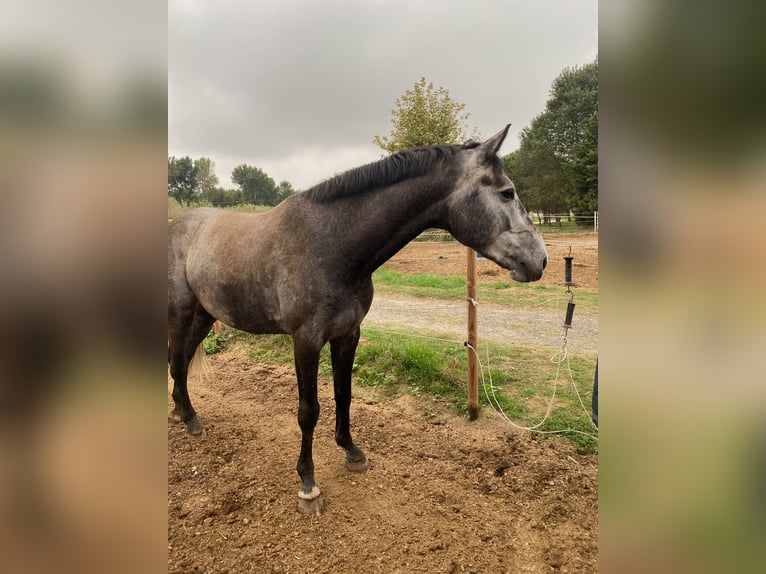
{"left": 333, "top": 182, "right": 450, "bottom": 278}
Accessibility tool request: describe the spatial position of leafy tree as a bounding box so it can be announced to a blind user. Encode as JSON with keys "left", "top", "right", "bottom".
{"left": 512, "top": 118, "right": 570, "bottom": 223}
{"left": 231, "top": 164, "right": 278, "bottom": 206}
{"left": 168, "top": 156, "right": 197, "bottom": 203}
{"left": 168, "top": 155, "right": 221, "bottom": 204}
{"left": 543, "top": 61, "right": 598, "bottom": 162}
{"left": 373, "top": 77, "right": 479, "bottom": 153}
{"left": 275, "top": 180, "right": 297, "bottom": 204}
{"left": 200, "top": 186, "right": 243, "bottom": 207}
{"left": 502, "top": 58, "right": 598, "bottom": 223}
{"left": 569, "top": 112, "right": 598, "bottom": 216}
{"left": 169, "top": 156, "right": 296, "bottom": 208}
{"left": 193, "top": 157, "right": 219, "bottom": 195}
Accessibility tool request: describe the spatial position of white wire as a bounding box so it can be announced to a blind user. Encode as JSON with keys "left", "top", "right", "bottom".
{"left": 466, "top": 340, "right": 598, "bottom": 441}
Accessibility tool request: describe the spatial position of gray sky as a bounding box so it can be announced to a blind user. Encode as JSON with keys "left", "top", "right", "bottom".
{"left": 169, "top": 0, "right": 598, "bottom": 190}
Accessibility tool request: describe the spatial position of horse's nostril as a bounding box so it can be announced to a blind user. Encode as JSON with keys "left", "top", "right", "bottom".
{"left": 542, "top": 256, "right": 548, "bottom": 270}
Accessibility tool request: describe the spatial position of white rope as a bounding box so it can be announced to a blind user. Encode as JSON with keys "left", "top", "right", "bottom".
{"left": 466, "top": 340, "right": 598, "bottom": 441}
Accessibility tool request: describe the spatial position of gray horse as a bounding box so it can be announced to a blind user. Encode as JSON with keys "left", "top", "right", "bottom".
{"left": 168, "top": 125, "right": 547, "bottom": 514}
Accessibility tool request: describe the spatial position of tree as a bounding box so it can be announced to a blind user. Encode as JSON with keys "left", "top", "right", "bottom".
{"left": 502, "top": 58, "right": 598, "bottom": 223}
{"left": 275, "top": 180, "right": 297, "bottom": 204}
{"left": 543, "top": 61, "right": 598, "bottom": 162}
{"left": 569, "top": 112, "right": 598, "bottom": 216}
{"left": 168, "top": 156, "right": 197, "bottom": 204}
{"left": 200, "top": 186, "right": 242, "bottom": 207}
{"left": 168, "top": 155, "right": 220, "bottom": 204}
{"left": 510, "top": 117, "right": 570, "bottom": 223}
{"left": 231, "top": 164, "right": 278, "bottom": 206}
{"left": 373, "top": 77, "right": 479, "bottom": 153}
{"left": 193, "top": 157, "right": 219, "bottom": 195}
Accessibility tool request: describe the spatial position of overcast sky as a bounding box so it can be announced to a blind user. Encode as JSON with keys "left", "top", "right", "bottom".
{"left": 169, "top": 0, "right": 598, "bottom": 191}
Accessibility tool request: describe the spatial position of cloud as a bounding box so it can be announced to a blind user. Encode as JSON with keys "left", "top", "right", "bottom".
{"left": 169, "top": 0, "right": 598, "bottom": 186}
{"left": 215, "top": 144, "right": 381, "bottom": 190}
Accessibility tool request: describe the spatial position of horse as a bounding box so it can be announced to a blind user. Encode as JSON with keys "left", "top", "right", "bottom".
{"left": 168, "top": 125, "right": 548, "bottom": 515}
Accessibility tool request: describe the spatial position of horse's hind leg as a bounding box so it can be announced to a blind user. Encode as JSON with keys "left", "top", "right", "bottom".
{"left": 330, "top": 328, "right": 370, "bottom": 472}
{"left": 168, "top": 306, "right": 215, "bottom": 437}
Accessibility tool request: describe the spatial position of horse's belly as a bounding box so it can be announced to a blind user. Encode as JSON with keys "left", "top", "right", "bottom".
{"left": 227, "top": 314, "right": 287, "bottom": 335}
{"left": 198, "top": 283, "right": 287, "bottom": 335}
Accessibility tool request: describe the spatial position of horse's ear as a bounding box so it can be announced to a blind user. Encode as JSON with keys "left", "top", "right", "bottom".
{"left": 480, "top": 124, "right": 511, "bottom": 158}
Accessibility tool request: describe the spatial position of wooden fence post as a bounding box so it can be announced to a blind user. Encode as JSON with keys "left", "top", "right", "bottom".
{"left": 467, "top": 247, "right": 479, "bottom": 420}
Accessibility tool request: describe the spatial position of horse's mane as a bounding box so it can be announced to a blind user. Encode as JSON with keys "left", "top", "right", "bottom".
{"left": 305, "top": 142, "right": 479, "bottom": 203}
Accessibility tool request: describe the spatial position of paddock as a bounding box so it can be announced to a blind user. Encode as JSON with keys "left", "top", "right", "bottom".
{"left": 168, "top": 232, "right": 598, "bottom": 573}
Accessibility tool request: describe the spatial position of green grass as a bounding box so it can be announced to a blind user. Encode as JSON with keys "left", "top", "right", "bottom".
{"left": 212, "top": 325, "right": 598, "bottom": 453}
{"left": 474, "top": 339, "right": 598, "bottom": 452}
{"left": 244, "top": 333, "right": 297, "bottom": 365}
{"left": 202, "top": 331, "right": 229, "bottom": 354}
{"left": 354, "top": 330, "right": 465, "bottom": 400}
{"left": 372, "top": 267, "right": 598, "bottom": 316}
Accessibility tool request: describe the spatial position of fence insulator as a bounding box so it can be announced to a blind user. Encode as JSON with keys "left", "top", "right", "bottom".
{"left": 564, "top": 301, "right": 576, "bottom": 329}
{"left": 564, "top": 256, "right": 574, "bottom": 286}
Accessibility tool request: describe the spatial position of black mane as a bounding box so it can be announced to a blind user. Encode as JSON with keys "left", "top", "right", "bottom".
{"left": 305, "top": 143, "right": 470, "bottom": 203}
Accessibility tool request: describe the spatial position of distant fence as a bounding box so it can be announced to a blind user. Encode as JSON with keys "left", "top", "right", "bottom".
{"left": 415, "top": 211, "right": 598, "bottom": 241}
{"left": 531, "top": 212, "right": 599, "bottom": 231}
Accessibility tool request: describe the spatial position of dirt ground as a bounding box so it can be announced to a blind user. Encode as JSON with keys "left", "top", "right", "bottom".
{"left": 385, "top": 233, "right": 598, "bottom": 291}
{"left": 168, "top": 232, "right": 599, "bottom": 573}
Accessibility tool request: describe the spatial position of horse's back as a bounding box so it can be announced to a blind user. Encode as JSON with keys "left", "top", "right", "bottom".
{"left": 168, "top": 207, "right": 288, "bottom": 330}
{"left": 169, "top": 208, "right": 219, "bottom": 251}
{"left": 169, "top": 207, "right": 272, "bottom": 259}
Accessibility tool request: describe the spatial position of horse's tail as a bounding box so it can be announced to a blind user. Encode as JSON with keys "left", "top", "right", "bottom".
{"left": 188, "top": 341, "right": 212, "bottom": 383}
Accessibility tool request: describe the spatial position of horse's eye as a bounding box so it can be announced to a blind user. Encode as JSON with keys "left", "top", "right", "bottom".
{"left": 500, "top": 189, "right": 515, "bottom": 200}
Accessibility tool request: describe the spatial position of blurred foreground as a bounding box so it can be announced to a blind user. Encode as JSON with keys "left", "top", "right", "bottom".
{"left": 0, "top": 1, "right": 166, "bottom": 573}
{"left": 601, "top": 1, "right": 766, "bottom": 572}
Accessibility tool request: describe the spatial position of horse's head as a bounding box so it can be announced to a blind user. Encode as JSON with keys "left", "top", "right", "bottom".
{"left": 446, "top": 125, "right": 548, "bottom": 282}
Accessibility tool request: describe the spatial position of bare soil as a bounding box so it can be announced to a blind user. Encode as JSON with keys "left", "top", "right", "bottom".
{"left": 168, "top": 232, "right": 599, "bottom": 573}
{"left": 385, "top": 233, "right": 598, "bottom": 291}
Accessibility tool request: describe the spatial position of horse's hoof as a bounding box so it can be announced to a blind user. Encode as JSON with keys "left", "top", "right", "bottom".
{"left": 345, "top": 456, "right": 371, "bottom": 473}
{"left": 297, "top": 496, "right": 324, "bottom": 516}
{"left": 169, "top": 413, "right": 205, "bottom": 437}
{"left": 185, "top": 417, "right": 205, "bottom": 438}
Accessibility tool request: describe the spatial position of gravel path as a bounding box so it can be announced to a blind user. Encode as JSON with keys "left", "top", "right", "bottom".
{"left": 364, "top": 292, "right": 598, "bottom": 355}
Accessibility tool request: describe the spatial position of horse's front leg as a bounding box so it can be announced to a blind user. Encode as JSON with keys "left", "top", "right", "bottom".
{"left": 330, "top": 328, "right": 370, "bottom": 472}
{"left": 293, "top": 335, "right": 324, "bottom": 515}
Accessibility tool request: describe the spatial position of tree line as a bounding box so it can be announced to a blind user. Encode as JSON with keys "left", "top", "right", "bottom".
{"left": 168, "top": 156, "right": 297, "bottom": 207}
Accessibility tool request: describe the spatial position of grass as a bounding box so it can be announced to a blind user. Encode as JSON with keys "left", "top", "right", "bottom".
{"left": 208, "top": 325, "right": 598, "bottom": 453}
{"left": 372, "top": 267, "right": 598, "bottom": 316}
{"left": 203, "top": 332, "right": 229, "bottom": 354}
{"left": 471, "top": 339, "right": 598, "bottom": 452}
